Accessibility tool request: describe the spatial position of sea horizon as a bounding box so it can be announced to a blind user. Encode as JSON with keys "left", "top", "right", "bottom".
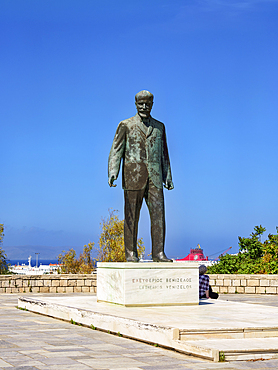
{"left": 9, "top": 259, "right": 59, "bottom": 267}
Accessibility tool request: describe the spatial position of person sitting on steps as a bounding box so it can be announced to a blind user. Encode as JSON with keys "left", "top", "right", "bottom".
{"left": 199, "top": 264, "right": 219, "bottom": 299}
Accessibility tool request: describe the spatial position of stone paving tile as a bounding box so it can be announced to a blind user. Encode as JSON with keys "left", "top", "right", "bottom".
{"left": 17, "top": 353, "right": 49, "bottom": 362}
{"left": 84, "top": 352, "right": 128, "bottom": 359}
{"left": 219, "top": 295, "right": 278, "bottom": 307}
{"left": 0, "top": 340, "right": 19, "bottom": 349}
{"left": 109, "top": 368, "right": 143, "bottom": 370}
{"left": 37, "top": 365, "right": 93, "bottom": 370}
{"left": 135, "top": 367, "right": 194, "bottom": 370}
{"left": 0, "top": 359, "right": 13, "bottom": 367}
{"left": 42, "top": 344, "right": 88, "bottom": 350}
{"left": 130, "top": 355, "right": 193, "bottom": 365}
{"left": 4, "top": 360, "right": 46, "bottom": 367}
{"left": 261, "top": 360, "right": 278, "bottom": 367}
{"left": 77, "top": 357, "right": 147, "bottom": 368}
{"left": 38, "top": 357, "right": 78, "bottom": 365}
{"left": 1, "top": 355, "right": 34, "bottom": 365}
{"left": 193, "top": 367, "right": 242, "bottom": 370}
{"left": 123, "top": 351, "right": 193, "bottom": 359}
{"left": 195, "top": 365, "right": 243, "bottom": 369}
{"left": 231, "top": 361, "right": 278, "bottom": 368}
{"left": 1, "top": 367, "right": 39, "bottom": 370}
{"left": 85, "top": 343, "right": 140, "bottom": 352}
{"left": 40, "top": 350, "right": 87, "bottom": 358}
{"left": 0, "top": 351, "right": 27, "bottom": 358}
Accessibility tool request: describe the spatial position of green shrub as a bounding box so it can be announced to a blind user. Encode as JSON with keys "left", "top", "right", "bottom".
{"left": 207, "top": 226, "right": 278, "bottom": 274}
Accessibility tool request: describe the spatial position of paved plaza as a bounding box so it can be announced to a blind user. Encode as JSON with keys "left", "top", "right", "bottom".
{"left": 1, "top": 293, "right": 278, "bottom": 369}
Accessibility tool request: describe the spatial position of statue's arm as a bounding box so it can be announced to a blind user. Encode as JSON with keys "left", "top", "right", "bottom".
{"left": 108, "top": 122, "right": 126, "bottom": 187}
{"left": 161, "top": 126, "right": 174, "bottom": 190}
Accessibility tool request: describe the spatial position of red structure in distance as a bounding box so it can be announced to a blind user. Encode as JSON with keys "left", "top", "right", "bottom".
{"left": 176, "top": 244, "right": 208, "bottom": 262}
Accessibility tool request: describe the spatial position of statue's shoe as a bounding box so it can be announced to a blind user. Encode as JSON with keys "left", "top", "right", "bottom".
{"left": 152, "top": 252, "right": 173, "bottom": 262}
{"left": 126, "top": 254, "right": 139, "bottom": 262}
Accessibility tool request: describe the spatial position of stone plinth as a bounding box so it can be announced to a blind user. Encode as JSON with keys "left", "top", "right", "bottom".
{"left": 97, "top": 262, "right": 199, "bottom": 306}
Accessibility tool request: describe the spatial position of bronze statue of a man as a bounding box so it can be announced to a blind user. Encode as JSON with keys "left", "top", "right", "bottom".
{"left": 108, "top": 90, "right": 174, "bottom": 262}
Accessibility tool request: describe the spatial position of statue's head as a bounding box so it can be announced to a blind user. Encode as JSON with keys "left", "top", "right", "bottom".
{"left": 135, "top": 90, "right": 154, "bottom": 119}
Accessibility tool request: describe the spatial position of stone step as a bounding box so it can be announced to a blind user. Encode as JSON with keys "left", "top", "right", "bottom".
{"left": 185, "top": 337, "right": 278, "bottom": 361}
{"left": 180, "top": 327, "right": 278, "bottom": 340}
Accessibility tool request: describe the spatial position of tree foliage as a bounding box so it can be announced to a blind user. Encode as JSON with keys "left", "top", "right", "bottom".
{"left": 207, "top": 225, "right": 278, "bottom": 274}
{"left": 58, "top": 210, "right": 145, "bottom": 273}
{"left": 238, "top": 225, "right": 266, "bottom": 259}
{"left": 0, "top": 224, "right": 9, "bottom": 274}
{"left": 94, "top": 210, "right": 145, "bottom": 262}
{"left": 58, "top": 243, "right": 94, "bottom": 274}
{"left": 0, "top": 224, "right": 4, "bottom": 244}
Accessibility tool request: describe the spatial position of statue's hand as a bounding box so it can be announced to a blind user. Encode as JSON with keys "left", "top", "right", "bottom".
{"left": 108, "top": 175, "right": 117, "bottom": 187}
{"left": 164, "top": 180, "right": 174, "bottom": 190}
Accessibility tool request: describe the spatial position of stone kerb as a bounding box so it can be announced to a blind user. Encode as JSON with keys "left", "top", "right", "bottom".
{"left": 0, "top": 273, "right": 97, "bottom": 294}
{"left": 209, "top": 274, "right": 278, "bottom": 294}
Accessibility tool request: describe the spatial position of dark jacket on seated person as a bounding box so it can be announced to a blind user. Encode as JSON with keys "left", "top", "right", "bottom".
{"left": 199, "top": 265, "right": 218, "bottom": 299}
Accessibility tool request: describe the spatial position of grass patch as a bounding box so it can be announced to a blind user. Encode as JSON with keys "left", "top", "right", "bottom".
{"left": 219, "top": 351, "right": 225, "bottom": 362}
{"left": 16, "top": 306, "right": 28, "bottom": 311}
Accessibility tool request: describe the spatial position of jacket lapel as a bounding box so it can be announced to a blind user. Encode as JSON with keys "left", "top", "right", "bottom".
{"left": 146, "top": 124, "right": 154, "bottom": 138}
{"left": 146, "top": 117, "right": 154, "bottom": 138}
{"left": 135, "top": 114, "right": 154, "bottom": 138}
{"left": 135, "top": 114, "right": 147, "bottom": 136}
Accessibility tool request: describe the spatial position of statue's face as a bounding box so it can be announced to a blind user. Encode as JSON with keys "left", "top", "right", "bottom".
{"left": 136, "top": 98, "right": 153, "bottom": 119}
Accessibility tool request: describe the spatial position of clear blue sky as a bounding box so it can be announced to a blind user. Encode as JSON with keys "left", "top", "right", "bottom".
{"left": 1, "top": 0, "right": 278, "bottom": 260}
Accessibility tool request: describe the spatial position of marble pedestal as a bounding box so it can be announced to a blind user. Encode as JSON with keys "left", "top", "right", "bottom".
{"left": 97, "top": 262, "right": 199, "bottom": 306}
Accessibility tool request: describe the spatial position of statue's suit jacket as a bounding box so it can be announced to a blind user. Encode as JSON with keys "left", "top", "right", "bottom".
{"left": 108, "top": 113, "right": 173, "bottom": 190}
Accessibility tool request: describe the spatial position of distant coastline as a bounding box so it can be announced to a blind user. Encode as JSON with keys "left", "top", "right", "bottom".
{"left": 9, "top": 259, "right": 59, "bottom": 267}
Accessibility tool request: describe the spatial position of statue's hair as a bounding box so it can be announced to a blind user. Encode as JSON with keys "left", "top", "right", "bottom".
{"left": 135, "top": 90, "right": 154, "bottom": 102}
{"left": 199, "top": 265, "right": 207, "bottom": 275}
